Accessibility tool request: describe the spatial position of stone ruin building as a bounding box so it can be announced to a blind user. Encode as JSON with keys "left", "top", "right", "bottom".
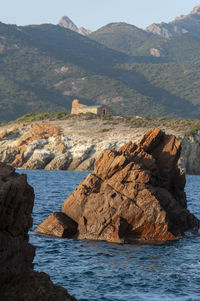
{"left": 71, "top": 99, "right": 111, "bottom": 115}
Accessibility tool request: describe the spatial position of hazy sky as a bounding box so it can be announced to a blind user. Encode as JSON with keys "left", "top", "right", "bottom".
{"left": 1, "top": 0, "right": 200, "bottom": 30}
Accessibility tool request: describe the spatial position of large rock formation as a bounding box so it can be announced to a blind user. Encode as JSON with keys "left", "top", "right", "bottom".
{"left": 35, "top": 129, "right": 199, "bottom": 243}
{"left": 0, "top": 163, "right": 76, "bottom": 300}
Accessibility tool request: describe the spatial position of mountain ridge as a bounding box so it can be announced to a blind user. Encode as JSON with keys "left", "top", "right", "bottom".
{"left": 1, "top": 5, "right": 200, "bottom": 121}
{"left": 146, "top": 5, "right": 200, "bottom": 38}
{"left": 88, "top": 22, "right": 162, "bottom": 56}
{"left": 57, "top": 5, "right": 200, "bottom": 40}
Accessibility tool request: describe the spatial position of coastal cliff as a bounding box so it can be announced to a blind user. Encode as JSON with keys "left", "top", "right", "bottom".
{"left": 0, "top": 163, "right": 76, "bottom": 300}
{"left": 0, "top": 116, "right": 200, "bottom": 174}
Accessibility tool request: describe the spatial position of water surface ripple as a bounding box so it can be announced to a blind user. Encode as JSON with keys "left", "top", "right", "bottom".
{"left": 18, "top": 170, "right": 200, "bottom": 301}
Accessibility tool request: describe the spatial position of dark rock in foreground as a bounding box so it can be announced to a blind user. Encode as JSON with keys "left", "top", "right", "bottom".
{"left": 0, "top": 163, "right": 76, "bottom": 301}
{"left": 36, "top": 129, "right": 199, "bottom": 243}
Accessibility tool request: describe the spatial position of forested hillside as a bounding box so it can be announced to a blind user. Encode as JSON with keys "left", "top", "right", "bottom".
{"left": 1, "top": 14, "right": 200, "bottom": 121}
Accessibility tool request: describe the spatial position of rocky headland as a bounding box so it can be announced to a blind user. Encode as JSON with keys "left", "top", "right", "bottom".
{"left": 35, "top": 128, "right": 199, "bottom": 243}
{"left": 0, "top": 163, "right": 76, "bottom": 300}
{"left": 0, "top": 115, "right": 200, "bottom": 174}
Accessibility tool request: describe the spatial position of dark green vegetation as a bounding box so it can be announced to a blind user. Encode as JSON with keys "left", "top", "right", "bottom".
{"left": 5, "top": 112, "right": 200, "bottom": 136}
{"left": 98, "top": 116, "right": 200, "bottom": 135}
{"left": 148, "top": 33, "right": 200, "bottom": 62}
{"left": 121, "top": 116, "right": 200, "bottom": 135}
{"left": 0, "top": 22, "right": 129, "bottom": 121}
{"left": 1, "top": 111, "right": 112, "bottom": 125}
{"left": 1, "top": 8, "right": 200, "bottom": 121}
{"left": 89, "top": 21, "right": 200, "bottom": 62}
{"left": 11, "top": 112, "right": 72, "bottom": 123}
{"left": 89, "top": 22, "right": 162, "bottom": 56}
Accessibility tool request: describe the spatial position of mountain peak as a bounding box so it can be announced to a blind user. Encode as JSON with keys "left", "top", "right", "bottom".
{"left": 58, "top": 16, "right": 91, "bottom": 36}
{"left": 58, "top": 16, "right": 78, "bottom": 31}
{"left": 191, "top": 5, "right": 200, "bottom": 14}
{"left": 147, "top": 5, "right": 200, "bottom": 38}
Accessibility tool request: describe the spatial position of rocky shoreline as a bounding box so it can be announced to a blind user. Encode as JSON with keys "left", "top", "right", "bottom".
{"left": 0, "top": 117, "right": 200, "bottom": 174}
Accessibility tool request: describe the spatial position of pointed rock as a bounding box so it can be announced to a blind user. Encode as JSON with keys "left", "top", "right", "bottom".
{"left": 58, "top": 16, "right": 79, "bottom": 32}
{"left": 37, "top": 129, "right": 199, "bottom": 243}
{"left": 58, "top": 16, "right": 91, "bottom": 36}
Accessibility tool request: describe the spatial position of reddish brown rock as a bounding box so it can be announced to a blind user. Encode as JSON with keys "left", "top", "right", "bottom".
{"left": 39, "top": 129, "right": 199, "bottom": 243}
{"left": 0, "top": 163, "right": 76, "bottom": 301}
{"left": 0, "top": 163, "right": 35, "bottom": 284}
{"left": 35, "top": 212, "right": 78, "bottom": 238}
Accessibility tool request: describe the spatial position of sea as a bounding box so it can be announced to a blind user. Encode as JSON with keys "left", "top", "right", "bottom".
{"left": 17, "top": 170, "right": 200, "bottom": 301}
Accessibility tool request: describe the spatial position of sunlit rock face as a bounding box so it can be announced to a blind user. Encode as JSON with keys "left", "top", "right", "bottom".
{"left": 36, "top": 129, "right": 199, "bottom": 243}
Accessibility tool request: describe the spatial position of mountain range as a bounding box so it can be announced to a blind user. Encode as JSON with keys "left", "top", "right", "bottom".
{"left": 1, "top": 5, "right": 200, "bottom": 121}
{"left": 146, "top": 5, "right": 200, "bottom": 38}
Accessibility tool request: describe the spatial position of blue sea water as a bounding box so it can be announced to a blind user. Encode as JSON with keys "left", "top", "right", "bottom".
{"left": 18, "top": 170, "right": 200, "bottom": 301}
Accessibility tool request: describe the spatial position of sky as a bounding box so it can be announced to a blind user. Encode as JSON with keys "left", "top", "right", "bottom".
{"left": 1, "top": 0, "right": 200, "bottom": 31}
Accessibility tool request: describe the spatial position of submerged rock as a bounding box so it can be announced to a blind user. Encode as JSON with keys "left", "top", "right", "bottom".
{"left": 36, "top": 129, "right": 199, "bottom": 243}
{"left": 0, "top": 163, "right": 76, "bottom": 300}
